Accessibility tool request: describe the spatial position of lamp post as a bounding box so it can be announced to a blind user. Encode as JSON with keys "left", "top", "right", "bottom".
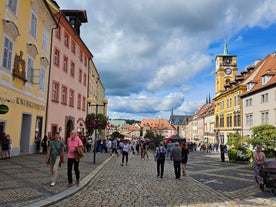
{"left": 87, "top": 98, "right": 108, "bottom": 164}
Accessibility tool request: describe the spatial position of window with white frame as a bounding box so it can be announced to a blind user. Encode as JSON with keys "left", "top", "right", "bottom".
{"left": 55, "top": 27, "right": 60, "bottom": 39}
{"left": 245, "top": 98, "right": 252, "bottom": 107}
{"left": 262, "top": 75, "right": 271, "bottom": 85}
{"left": 247, "top": 83, "right": 255, "bottom": 91}
{"left": 63, "top": 56, "right": 68, "bottom": 72}
{"left": 261, "top": 111, "right": 269, "bottom": 124}
{"left": 8, "top": 0, "right": 17, "bottom": 15}
{"left": 69, "top": 89, "right": 74, "bottom": 106}
{"left": 64, "top": 33, "right": 69, "bottom": 47}
{"left": 61, "top": 86, "right": 67, "bottom": 104}
{"left": 52, "top": 82, "right": 59, "bottom": 102}
{"left": 27, "top": 56, "right": 34, "bottom": 82}
{"left": 42, "top": 25, "right": 48, "bottom": 51}
{"left": 30, "top": 12, "right": 38, "bottom": 38}
{"left": 227, "top": 98, "right": 232, "bottom": 108}
{"left": 70, "top": 61, "right": 75, "bottom": 77}
{"left": 39, "top": 67, "right": 46, "bottom": 91}
{"left": 261, "top": 93, "right": 268, "bottom": 103}
{"left": 220, "top": 101, "right": 224, "bottom": 110}
{"left": 71, "top": 41, "right": 75, "bottom": 53}
{"left": 235, "top": 95, "right": 240, "bottom": 106}
{"left": 54, "top": 49, "right": 60, "bottom": 66}
{"left": 246, "top": 114, "right": 253, "bottom": 126}
{"left": 2, "top": 37, "right": 13, "bottom": 70}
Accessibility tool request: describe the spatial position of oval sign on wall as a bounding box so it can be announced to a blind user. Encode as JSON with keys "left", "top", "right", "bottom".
{"left": 0, "top": 104, "right": 9, "bottom": 114}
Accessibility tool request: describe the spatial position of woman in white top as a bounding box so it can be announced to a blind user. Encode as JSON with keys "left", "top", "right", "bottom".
{"left": 253, "top": 146, "right": 266, "bottom": 190}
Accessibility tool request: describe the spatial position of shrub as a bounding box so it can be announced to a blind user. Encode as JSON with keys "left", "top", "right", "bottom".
{"left": 228, "top": 147, "right": 252, "bottom": 163}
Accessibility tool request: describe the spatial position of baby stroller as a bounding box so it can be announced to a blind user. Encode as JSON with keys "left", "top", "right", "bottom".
{"left": 260, "top": 158, "right": 276, "bottom": 195}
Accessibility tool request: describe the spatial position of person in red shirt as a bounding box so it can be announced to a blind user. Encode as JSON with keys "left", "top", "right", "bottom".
{"left": 67, "top": 130, "right": 83, "bottom": 187}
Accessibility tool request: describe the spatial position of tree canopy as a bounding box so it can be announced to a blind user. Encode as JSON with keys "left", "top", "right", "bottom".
{"left": 250, "top": 124, "right": 276, "bottom": 151}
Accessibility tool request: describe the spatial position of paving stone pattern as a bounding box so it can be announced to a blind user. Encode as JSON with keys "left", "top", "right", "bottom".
{"left": 1, "top": 150, "right": 276, "bottom": 207}
{"left": 0, "top": 152, "right": 110, "bottom": 207}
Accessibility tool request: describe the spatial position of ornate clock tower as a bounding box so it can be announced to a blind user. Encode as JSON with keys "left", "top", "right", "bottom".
{"left": 215, "top": 41, "right": 238, "bottom": 97}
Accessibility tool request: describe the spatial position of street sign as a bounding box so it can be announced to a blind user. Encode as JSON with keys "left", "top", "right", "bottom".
{"left": 0, "top": 104, "right": 9, "bottom": 114}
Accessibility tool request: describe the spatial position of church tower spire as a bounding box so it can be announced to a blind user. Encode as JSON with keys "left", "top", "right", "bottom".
{"left": 223, "top": 37, "right": 228, "bottom": 56}
{"left": 215, "top": 38, "right": 237, "bottom": 97}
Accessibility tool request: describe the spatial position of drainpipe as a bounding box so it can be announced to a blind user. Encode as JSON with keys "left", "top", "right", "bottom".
{"left": 44, "top": 13, "right": 62, "bottom": 137}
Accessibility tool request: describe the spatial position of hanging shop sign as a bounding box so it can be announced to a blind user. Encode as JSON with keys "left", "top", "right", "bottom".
{"left": 0, "top": 104, "right": 9, "bottom": 114}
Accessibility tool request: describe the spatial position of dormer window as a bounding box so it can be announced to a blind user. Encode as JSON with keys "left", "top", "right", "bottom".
{"left": 247, "top": 82, "right": 255, "bottom": 91}
{"left": 262, "top": 75, "right": 272, "bottom": 85}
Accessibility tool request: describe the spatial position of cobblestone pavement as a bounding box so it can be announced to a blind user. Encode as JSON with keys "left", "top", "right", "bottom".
{"left": 48, "top": 151, "right": 276, "bottom": 207}
{"left": 1, "top": 150, "right": 276, "bottom": 207}
{"left": 0, "top": 151, "right": 111, "bottom": 207}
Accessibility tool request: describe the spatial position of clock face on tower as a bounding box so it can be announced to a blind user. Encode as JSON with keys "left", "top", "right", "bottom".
{"left": 225, "top": 68, "right": 232, "bottom": 75}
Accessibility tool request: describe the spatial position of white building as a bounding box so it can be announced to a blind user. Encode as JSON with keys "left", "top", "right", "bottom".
{"left": 241, "top": 53, "right": 276, "bottom": 138}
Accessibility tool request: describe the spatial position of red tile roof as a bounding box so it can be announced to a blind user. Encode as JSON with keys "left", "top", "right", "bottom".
{"left": 241, "top": 52, "right": 276, "bottom": 97}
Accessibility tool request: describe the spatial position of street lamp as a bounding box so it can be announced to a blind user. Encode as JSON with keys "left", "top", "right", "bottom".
{"left": 87, "top": 98, "right": 108, "bottom": 164}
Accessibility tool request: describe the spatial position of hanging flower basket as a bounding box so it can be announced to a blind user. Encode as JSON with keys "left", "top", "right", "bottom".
{"left": 85, "top": 113, "right": 107, "bottom": 135}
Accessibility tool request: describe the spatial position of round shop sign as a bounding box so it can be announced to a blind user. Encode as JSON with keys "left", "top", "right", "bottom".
{"left": 0, "top": 104, "right": 9, "bottom": 114}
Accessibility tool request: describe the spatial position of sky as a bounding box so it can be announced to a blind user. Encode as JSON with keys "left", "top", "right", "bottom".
{"left": 56, "top": 0, "right": 276, "bottom": 121}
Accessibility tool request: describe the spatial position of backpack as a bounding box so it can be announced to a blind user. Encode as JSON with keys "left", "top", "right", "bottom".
{"left": 159, "top": 152, "right": 165, "bottom": 160}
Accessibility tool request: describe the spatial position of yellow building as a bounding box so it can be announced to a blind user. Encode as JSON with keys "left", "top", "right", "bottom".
{"left": 0, "top": 0, "right": 56, "bottom": 155}
{"left": 213, "top": 43, "right": 242, "bottom": 144}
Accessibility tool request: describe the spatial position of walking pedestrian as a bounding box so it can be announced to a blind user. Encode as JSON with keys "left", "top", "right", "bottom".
{"left": 143, "top": 141, "right": 149, "bottom": 159}
{"left": 41, "top": 135, "right": 48, "bottom": 154}
{"left": 171, "top": 142, "right": 182, "bottom": 180}
{"left": 111, "top": 138, "right": 119, "bottom": 156}
{"left": 66, "top": 130, "right": 83, "bottom": 187}
{"left": 34, "top": 134, "right": 41, "bottom": 154}
{"left": 121, "top": 140, "right": 130, "bottom": 166}
{"left": 135, "top": 140, "right": 140, "bottom": 154}
{"left": 6, "top": 134, "right": 12, "bottom": 158}
{"left": 107, "top": 138, "right": 112, "bottom": 155}
{"left": 220, "top": 144, "right": 226, "bottom": 162}
{"left": 45, "top": 132, "right": 65, "bottom": 186}
{"left": 167, "top": 141, "right": 173, "bottom": 159}
{"left": 155, "top": 142, "right": 167, "bottom": 178}
{"left": 1, "top": 133, "right": 9, "bottom": 159}
{"left": 140, "top": 141, "right": 145, "bottom": 159}
{"left": 181, "top": 142, "right": 189, "bottom": 176}
{"left": 253, "top": 146, "right": 266, "bottom": 191}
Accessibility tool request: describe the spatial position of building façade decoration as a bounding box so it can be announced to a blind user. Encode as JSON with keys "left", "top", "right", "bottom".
{"left": 12, "top": 51, "right": 26, "bottom": 81}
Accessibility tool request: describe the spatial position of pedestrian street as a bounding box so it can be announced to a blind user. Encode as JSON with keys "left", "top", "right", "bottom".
{"left": 49, "top": 150, "right": 275, "bottom": 207}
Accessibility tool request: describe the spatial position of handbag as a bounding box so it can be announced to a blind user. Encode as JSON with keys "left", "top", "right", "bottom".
{"left": 74, "top": 146, "right": 84, "bottom": 162}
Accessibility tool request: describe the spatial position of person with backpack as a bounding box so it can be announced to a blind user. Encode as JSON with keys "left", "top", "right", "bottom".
{"left": 155, "top": 142, "right": 167, "bottom": 178}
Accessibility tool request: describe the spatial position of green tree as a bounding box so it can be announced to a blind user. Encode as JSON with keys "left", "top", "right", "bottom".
{"left": 249, "top": 124, "right": 276, "bottom": 158}
{"left": 250, "top": 124, "right": 276, "bottom": 150}
{"left": 227, "top": 132, "right": 250, "bottom": 148}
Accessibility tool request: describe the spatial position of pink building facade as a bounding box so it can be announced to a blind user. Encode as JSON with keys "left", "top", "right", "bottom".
{"left": 46, "top": 10, "right": 92, "bottom": 141}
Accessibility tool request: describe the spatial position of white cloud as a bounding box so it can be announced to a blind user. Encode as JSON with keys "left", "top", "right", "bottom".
{"left": 57, "top": 0, "right": 276, "bottom": 120}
